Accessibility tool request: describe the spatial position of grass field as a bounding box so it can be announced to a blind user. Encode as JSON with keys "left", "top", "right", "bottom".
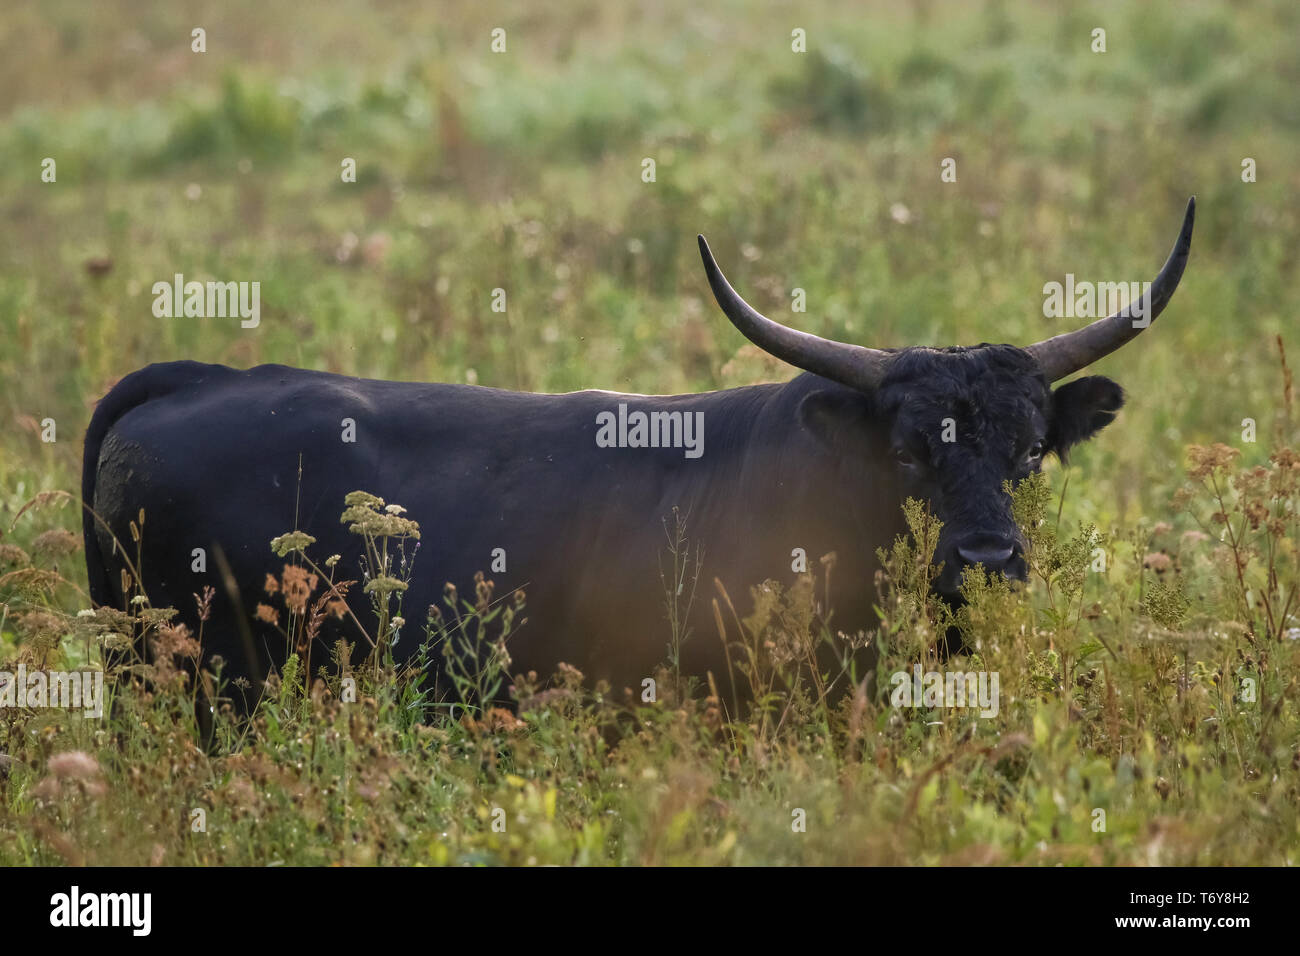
{"left": 1, "top": 0, "right": 1298, "bottom": 864}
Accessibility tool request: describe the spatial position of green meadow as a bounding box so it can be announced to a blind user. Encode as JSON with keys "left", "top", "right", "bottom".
{"left": 1, "top": 0, "right": 1298, "bottom": 864}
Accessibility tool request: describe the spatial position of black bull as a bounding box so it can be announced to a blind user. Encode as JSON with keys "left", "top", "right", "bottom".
{"left": 82, "top": 200, "right": 1194, "bottom": 694}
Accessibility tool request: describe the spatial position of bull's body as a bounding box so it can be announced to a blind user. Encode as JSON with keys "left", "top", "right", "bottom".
{"left": 83, "top": 361, "right": 893, "bottom": 689}
{"left": 83, "top": 199, "right": 1194, "bottom": 695}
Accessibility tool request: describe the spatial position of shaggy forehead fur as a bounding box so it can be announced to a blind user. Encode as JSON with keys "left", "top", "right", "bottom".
{"left": 876, "top": 345, "right": 1051, "bottom": 463}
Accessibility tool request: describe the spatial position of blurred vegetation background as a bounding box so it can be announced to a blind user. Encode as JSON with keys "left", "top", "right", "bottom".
{"left": 1, "top": 0, "right": 1297, "bottom": 573}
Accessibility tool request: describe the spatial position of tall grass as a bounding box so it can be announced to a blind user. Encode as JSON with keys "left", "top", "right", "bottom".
{"left": 2, "top": 418, "right": 1297, "bottom": 864}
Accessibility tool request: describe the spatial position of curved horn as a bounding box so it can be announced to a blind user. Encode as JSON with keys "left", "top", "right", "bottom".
{"left": 1026, "top": 197, "right": 1195, "bottom": 382}
{"left": 697, "top": 235, "right": 890, "bottom": 390}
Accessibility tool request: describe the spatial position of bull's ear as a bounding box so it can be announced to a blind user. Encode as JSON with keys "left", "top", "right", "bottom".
{"left": 1050, "top": 375, "right": 1124, "bottom": 456}
{"left": 797, "top": 387, "right": 874, "bottom": 452}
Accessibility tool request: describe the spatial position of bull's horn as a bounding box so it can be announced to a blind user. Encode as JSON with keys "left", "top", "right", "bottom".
{"left": 1026, "top": 197, "right": 1195, "bottom": 382}
{"left": 698, "top": 235, "right": 891, "bottom": 391}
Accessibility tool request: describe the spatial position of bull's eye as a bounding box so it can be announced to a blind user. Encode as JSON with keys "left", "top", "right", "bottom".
{"left": 1027, "top": 440, "right": 1046, "bottom": 462}
{"left": 893, "top": 447, "right": 918, "bottom": 467}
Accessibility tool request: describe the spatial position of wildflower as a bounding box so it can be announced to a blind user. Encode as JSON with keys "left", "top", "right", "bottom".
{"left": 475, "top": 571, "right": 495, "bottom": 611}
{"left": 1271, "top": 448, "right": 1300, "bottom": 469}
{"left": 363, "top": 575, "right": 408, "bottom": 595}
{"left": 1186, "top": 443, "right": 1239, "bottom": 480}
{"left": 48, "top": 751, "right": 101, "bottom": 779}
{"left": 99, "top": 632, "right": 132, "bottom": 652}
{"left": 281, "top": 565, "right": 319, "bottom": 615}
{"left": 155, "top": 622, "right": 200, "bottom": 660}
{"left": 1232, "top": 465, "right": 1269, "bottom": 496}
{"left": 556, "top": 661, "right": 585, "bottom": 690}
{"left": 32, "top": 529, "right": 80, "bottom": 558}
{"left": 270, "top": 531, "right": 317, "bottom": 557}
{"left": 1143, "top": 552, "right": 1173, "bottom": 574}
{"left": 341, "top": 491, "right": 420, "bottom": 539}
{"left": 484, "top": 707, "right": 525, "bottom": 733}
{"left": 1244, "top": 501, "right": 1270, "bottom": 530}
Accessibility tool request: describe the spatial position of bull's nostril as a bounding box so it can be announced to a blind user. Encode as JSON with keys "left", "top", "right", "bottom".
{"left": 957, "top": 545, "right": 1016, "bottom": 567}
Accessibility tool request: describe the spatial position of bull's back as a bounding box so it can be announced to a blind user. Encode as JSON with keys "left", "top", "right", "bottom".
{"left": 84, "top": 362, "right": 724, "bottom": 687}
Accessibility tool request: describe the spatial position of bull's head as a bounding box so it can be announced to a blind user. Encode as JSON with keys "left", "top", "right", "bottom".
{"left": 698, "top": 197, "right": 1194, "bottom": 600}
